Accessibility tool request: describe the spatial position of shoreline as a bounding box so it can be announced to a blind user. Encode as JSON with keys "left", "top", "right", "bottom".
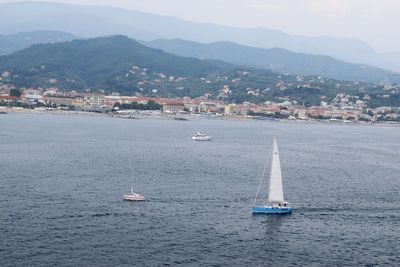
{"left": 1, "top": 107, "right": 399, "bottom": 128}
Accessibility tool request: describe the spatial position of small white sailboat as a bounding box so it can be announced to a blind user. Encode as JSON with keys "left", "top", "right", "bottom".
{"left": 123, "top": 170, "right": 145, "bottom": 201}
{"left": 192, "top": 132, "right": 212, "bottom": 141}
{"left": 252, "top": 137, "right": 292, "bottom": 214}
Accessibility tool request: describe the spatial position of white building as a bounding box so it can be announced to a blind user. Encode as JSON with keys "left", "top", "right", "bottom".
{"left": 162, "top": 103, "right": 185, "bottom": 114}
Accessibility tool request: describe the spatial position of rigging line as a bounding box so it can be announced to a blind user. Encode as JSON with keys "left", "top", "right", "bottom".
{"left": 253, "top": 153, "right": 270, "bottom": 206}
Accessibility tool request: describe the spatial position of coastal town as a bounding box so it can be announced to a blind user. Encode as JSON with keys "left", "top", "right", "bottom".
{"left": 1, "top": 82, "right": 399, "bottom": 123}
{"left": 3, "top": 2, "right": 400, "bottom": 267}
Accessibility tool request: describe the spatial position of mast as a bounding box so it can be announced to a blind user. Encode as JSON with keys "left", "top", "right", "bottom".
{"left": 131, "top": 169, "right": 134, "bottom": 194}
{"left": 267, "top": 137, "right": 284, "bottom": 204}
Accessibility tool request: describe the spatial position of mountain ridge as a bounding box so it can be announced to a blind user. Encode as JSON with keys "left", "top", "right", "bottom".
{"left": 0, "top": 30, "right": 78, "bottom": 55}
{"left": 0, "top": 35, "right": 222, "bottom": 93}
{"left": 2, "top": 35, "right": 400, "bottom": 108}
{"left": 0, "top": 1, "right": 394, "bottom": 71}
{"left": 143, "top": 38, "right": 399, "bottom": 83}
{"left": 1, "top": 35, "right": 389, "bottom": 106}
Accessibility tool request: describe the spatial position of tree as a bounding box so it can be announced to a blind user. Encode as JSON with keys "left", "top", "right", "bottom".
{"left": 9, "top": 89, "right": 21, "bottom": 97}
{"left": 146, "top": 100, "right": 161, "bottom": 110}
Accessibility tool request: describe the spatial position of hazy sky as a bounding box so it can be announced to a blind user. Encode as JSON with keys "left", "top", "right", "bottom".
{"left": 1, "top": 0, "right": 399, "bottom": 52}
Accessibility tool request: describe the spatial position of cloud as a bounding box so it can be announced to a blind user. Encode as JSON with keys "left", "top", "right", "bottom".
{"left": 306, "top": 0, "right": 350, "bottom": 17}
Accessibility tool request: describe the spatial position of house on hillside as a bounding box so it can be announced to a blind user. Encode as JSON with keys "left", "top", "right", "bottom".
{"left": 0, "top": 95, "right": 19, "bottom": 104}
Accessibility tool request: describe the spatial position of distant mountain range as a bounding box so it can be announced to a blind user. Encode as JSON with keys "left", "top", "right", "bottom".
{"left": 144, "top": 39, "right": 399, "bottom": 83}
{"left": 0, "top": 1, "right": 398, "bottom": 73}
{"left": 2, "top": 35, "right": 391, "bottom": 106}
{"left": 0, "top": 30, "right": 398, "bottom": 84}
{"left": 0, "top": 30, "right": 77, "bottom": 55}
{"left": 380, "top": 51, "right": 400, "bottom": 75}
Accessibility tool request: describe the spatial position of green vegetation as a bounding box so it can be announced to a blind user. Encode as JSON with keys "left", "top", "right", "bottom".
{"left": 0, "top": 35, "right": 399, "bottom": 106}
{"left": 113, "top": 100, "right": 161, "bottom": 110}
{"left": 0, "top": 35, "right": 218, "bottom": 91}
{"left": 9, "top": 89, "right": 21, "bottom": 97}
{"left": 248, "top": 111, "right": 290, "bottom": 119}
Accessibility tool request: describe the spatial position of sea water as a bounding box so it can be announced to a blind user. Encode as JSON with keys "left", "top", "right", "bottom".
{"left": 1, "top": 113, "right": 399, "bottom": 266}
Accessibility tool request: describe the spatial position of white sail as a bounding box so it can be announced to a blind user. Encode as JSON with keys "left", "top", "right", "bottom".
{"left": 267, "top": 138, "right": 284, "bottom": 204}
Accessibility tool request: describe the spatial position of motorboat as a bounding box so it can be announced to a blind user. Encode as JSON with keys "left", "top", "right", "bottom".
{"left": 192, "top": 132, "right": 212, "bottom": 141}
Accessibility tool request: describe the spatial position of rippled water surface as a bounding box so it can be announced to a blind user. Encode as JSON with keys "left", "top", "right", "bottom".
{"left": 1, "top": 113, "right": 400, "bottom": 266}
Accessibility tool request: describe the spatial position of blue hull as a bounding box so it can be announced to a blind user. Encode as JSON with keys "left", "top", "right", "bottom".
{"left": 252, "top": 206, "right": 293, "bottom": 214}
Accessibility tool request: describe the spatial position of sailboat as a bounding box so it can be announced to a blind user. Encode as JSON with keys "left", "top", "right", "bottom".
{"left": 252, "top": 137, "right": 292, "bottom": 214}
{"left": 123, "top": 170, "right": 145, "bottom": 201}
